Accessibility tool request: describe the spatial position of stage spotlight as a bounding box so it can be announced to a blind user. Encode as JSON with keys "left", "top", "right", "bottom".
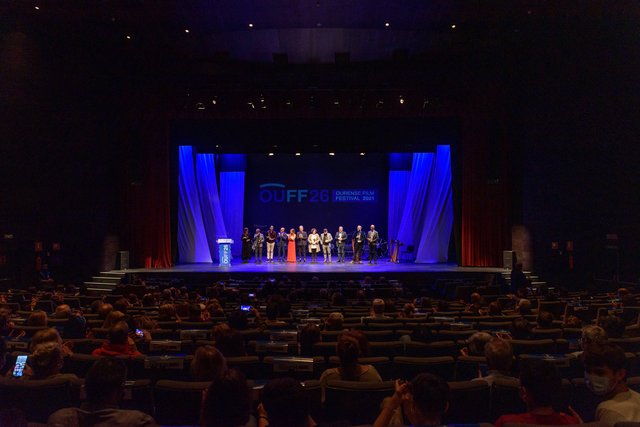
{"left": 399, "top": 96, "right": 405, "bottom": 104}
{"left": 195, "top": 102, "right": 205, "bottom": 110}
{"left": 360, "top": 152, "right": 366, "bottom": 156}
{"left": 211, "top": 97, "right": 218, "bottom": 105}
{"left": 268, "top": 152, "right": 274, "bottom": 156}
{"left": 247, "top": 101, "right": 255, "bottom": 109}
{"left": 333, "top": 100, "right": 340, "bottom": 106}
{"left": 215, "top": 145, "right": 220, "bottom": 148}
{"left": 34, "top": 6, "right": 40, "bottom": 10}
{"left": 451, "top": 24, "right": 456, "bottom": 29}
{"left": 329, "top": 152, "right": 335, "bottom": 156}
{"left": 295, "top": 152, "right": 301, "bottom": 156}
{"left": 285, "top": 99, "right": 292, "bottom": 106}
{"left": 126, "top": 35, "right": 132, "bottom": 40}
{"left": 185, "top": 29, "right": 190, "bottom": 33}
{"left": 384, "top": 22, "right": 390, "bottom": 27}
{"left": 248, "top": 23, "right": 254, "bottom": 28}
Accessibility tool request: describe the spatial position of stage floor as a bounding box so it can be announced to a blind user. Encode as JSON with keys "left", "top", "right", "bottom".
{"left": 117, "top": 260, "right": 504, "bottom": 275}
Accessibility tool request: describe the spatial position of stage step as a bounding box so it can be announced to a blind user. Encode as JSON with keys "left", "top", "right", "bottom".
{"left": 100, "top": 271, "right": 127, "bottom": 279}
{"left": 92, "top": 276, "right": 121, "bottom": 284}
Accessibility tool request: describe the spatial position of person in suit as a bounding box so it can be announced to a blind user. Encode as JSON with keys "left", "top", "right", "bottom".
{"left": 335, "top": 226, "right": 348, "bottom": 263}
{"left": 321, "top": 228, "right": 333, "bottom": 263}
{"left": 241, "top": 228, "right": 252, "bottom": 263}
{"left": 308, "top": 228, "right": 321, "bottom": 263}
{"left": 265, "top": 226, "right": 277, "bottom": 263}
{"left": 253, "top": 228, "right": 265, "bottom": 264}
{"left": 276, "top": 227, "right": 288, "bottom": 262}
{"left": 367, "top": 224, "right": 379, "bottom": 264}
{"left": 296, "top": 225, "right": 308, "bottom": 263}
{"left": 352, "top": 225, "right": 364, "bottom": 264}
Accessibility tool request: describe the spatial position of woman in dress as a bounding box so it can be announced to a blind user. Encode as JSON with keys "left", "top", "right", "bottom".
{"left": 241, "top": 228, "right": 252, "bottom": 263}
{"left": 287, "top": 228, "right": 297, "bottom": 263}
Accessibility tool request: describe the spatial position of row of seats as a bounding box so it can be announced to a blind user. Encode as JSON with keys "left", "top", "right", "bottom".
{"left": 2, "top": 373, "right": 638, "bottom": 425}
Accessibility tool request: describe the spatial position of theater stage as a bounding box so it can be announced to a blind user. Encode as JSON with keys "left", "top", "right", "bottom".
{"left": 115, "top": 260, "right": 506, "bottom": 287}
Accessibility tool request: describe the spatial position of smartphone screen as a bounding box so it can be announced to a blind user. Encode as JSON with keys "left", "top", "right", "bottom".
{"left": 13, "top": 355, "right": 28, "bottom": 377}
{"left": 135, "top": 329, "right": 144, "bottom": 337}
{"left": 248, "top": 293, "right": 256, "bottom": 298}
{"left": 240, "top": 305, "right": 251, "bottom": 312}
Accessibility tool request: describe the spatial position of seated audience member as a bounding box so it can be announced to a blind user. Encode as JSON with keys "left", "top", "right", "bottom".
{"left": 461, "top": 331, "right": 492, "bottom": 357}
{"left": 264, "top": 303, "right": 288, "bottom": 328}
{"left": 319, "top": 331, "right": 382, "bottom": 388}
{"left": 364, "top": 298, "right": 389, "bottom": 321}
{"left": 563, "top": 315, "right": 583, "bottom": 329}
{"left": 515, "top": 298, "right": 532, "bottom": 315}
{"left": 488, "top": 301, "right": 503, "bottom": 316}
{"left": 598, "top": 315, "right": 626, "bottom": 339}
{"left": 466, "top": 292, "right": 485, "bottom": 314}
{"left": 511, "top": 317, "right": 533, "bottom": 339}
{"left": 48, "top": 358, "right": 157, "bottom": 426}
{"left": 157, "top": 303, "right": 177, "bottom": 321}
{"left": 373, "top": 373, "right": 449, "bottom": 427}
{"left": 399, "top": 303, "right": 416, "bottom": 319}
{"left": 26, "top": 310, "right": 48, "bottom": 327}
{"left": 494, "top": 359, "right": 579, "bottom": 427}
{"left": 97, "top": 303, "right": 114, "bottom": 320}
{"left": 30, "top": 342, "right": 78, "bottom": 381}
{"left": 414, "top": 297, "right": 433, "bottom": 314}
{"left": 325, "top": 312, "right": 344, "bottom": 331}
{"left": 188, "top": 303, "right": 206, "bottom": 322}
{"left": 30, "top": 327, "right": 73, "bottom": 356}
{"left": 53, "top": 304, "right": 87, "bottom": 339}
{"left": 569, "top": 325, "right": 607, "bottom": 358}
{"left": 141, "top": 293, "right": 158, "bottom": 308}
{"left": 584, "top": 342, "right": 640, "bottom": 425}
{"left": 212, "top": 324, "right": 247, "bottom": 357}
{"left": 258, "top": 377, "right": 316, "bottom": 427}
{"left": 299, "top": 323, "right": 321, "bottom": 357}
{"left": 228, "top": 309, "right": 251, "bottom": 331}
{"left": 536, "top": 311, "right": 556, "bottom": 329}
{"left": 191, "top": 345, "right": 227, "bottom": 381}
{"left": 102, "top": 310, "right": 126, "bottom": 329}
{"left": 206, "top": 300, "right": 225, "bottom": 318}
{"left": 331, "top": 292, "right": 346, "bottom": 307}
{"left": 92, "top": 321, "right": 142, "bottom": 357}
{"left": 474, "top": 338, "right": 518, "bottom": 386}
{"left": 113, "top": 298, "right": 129, "bottom": 314}
{"left": 201, "top": 368, "right": 253, "bottom": 427}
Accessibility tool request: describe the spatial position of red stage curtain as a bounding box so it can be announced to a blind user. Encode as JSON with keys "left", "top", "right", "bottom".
{"left": 461, "top": 112, "right": 512, "bottom": 267}
{"left": 122, "top": 107, "right": 173, "bottom": 269}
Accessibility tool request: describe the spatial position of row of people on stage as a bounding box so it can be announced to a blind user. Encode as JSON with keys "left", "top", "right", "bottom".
{"left": 240, "top": 224, "right": 380, "bottom": 264}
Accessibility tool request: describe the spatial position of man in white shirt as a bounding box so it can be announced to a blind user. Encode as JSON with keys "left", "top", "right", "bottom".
{"left": 584, "top": 342, "right": 640, "bottom": 426}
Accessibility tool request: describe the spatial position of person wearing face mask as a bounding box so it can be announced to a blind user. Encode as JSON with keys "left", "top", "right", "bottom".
{"left": 584, "top": 343, "right": 640, "bottom": 425}
{"left": 494, "top": 359, "right": 580, "bottom": 427}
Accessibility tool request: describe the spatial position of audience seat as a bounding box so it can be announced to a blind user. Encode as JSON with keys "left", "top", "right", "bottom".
{"left": 509, "top": 339, "right": 556, "bottom": 355}
{"left": 328, "top": 356, "right": 392, "bottom": 380}
{"left": 154, "top": 380, "right": 210, "bottom": 426}
{"left": 324, "top": 380, "right": 395, "bottom": 425}
{"left": 369, "top": 341, "right": 404, "bottom": 358}
{"left": 404, "top": 340, "right": 459, "bottom": 357}
{"left": 120, "top": 379, "right": 154, "bottom": 416}
{"left": 455, "top": 355, "right": 487, "bottom": 381}
{"left": 393, "top": 356, "right": 455, "bottom": 381}
{"left": 225, "top": 356, "right": 263, "bottom": 380}
{"left": 445, "top": 380, "right": 491, "bottom": 423}
{"left": 0, "top": 375, "right": 82, "bottom": 423}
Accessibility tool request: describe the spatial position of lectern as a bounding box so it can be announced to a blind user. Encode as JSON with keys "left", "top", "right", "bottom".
{"left": 216, "top": 238, "right": 234, "bottom": 267}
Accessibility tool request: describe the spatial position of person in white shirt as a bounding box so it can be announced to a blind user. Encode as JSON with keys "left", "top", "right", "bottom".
{"left": 584, "top": 342, "right": 640, "bottom": 426}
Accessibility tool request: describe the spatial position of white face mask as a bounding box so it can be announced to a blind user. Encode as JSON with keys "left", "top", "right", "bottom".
{"left": 585, "top": 372, "right": 614, "bottom": 395}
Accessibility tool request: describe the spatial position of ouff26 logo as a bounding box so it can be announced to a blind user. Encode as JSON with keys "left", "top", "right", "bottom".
{"left": 259, "top": 183, "right": 329, "bottom": 203}
{"left": 258, "top": 183, "right": 376, "bottom": 204}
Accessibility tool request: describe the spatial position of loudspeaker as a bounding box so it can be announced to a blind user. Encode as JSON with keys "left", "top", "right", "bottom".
{"left": 116, "top": 251, "right": 130, "bottom": 270}
{"left": 503, "top": 251, "right": 516, "bottom": 270}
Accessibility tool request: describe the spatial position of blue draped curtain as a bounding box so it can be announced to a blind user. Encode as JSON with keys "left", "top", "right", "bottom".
{"left": 196, "top": 154, "right": 228, "bottom": 261}
{"left": 388, "top": 147, "right": 453, "bottom": 263}
{"left": 177, "top": 146, "right": 211, "bottom": 263}
{"left": 220, "top": 171, "right": 245, "bottom": 257}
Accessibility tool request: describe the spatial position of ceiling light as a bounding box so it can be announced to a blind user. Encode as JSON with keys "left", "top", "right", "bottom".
{"left": 451, "top": 24, "right": 456, "bottom": 29}
{"left": 268, "top": 153, "right": 274, "bottom": 156}
{"left": 185, "top": 29, "right": 190, "bottom": 33}
{"left": 295, "top": 153, "right": 301, "bottom": 156}
{"left": 195, "top": 102, "right": 205, "bottom": 110}
{"left": 360, "top": 152, "right": 366, "bottom": 156}
{"left": 34, "top": 6, "right": 40, "bottom": 10}
{"left": 333, "top": 100, "right": 339, "bottom": 105}
{"left": 329, "top": 152, "right": 335, "bottom": 156}
{"left": 126, "top": 35, "right": 131, "bottom": 40}
{"left": 248, "top": 23, "right": 254, "bottom": 28}
{"left": 399, "top": 96, "right": 405, "bottom": 104}
{"left": 384, "top": 22, "right": 390, "bottom": 27}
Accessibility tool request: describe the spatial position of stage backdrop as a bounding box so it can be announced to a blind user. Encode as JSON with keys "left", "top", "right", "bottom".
{"left": 244, "top": 153, "right": 388, "bottom": 241}
{"left": 177, "top": 147, "right": 453, "bottom": 263}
